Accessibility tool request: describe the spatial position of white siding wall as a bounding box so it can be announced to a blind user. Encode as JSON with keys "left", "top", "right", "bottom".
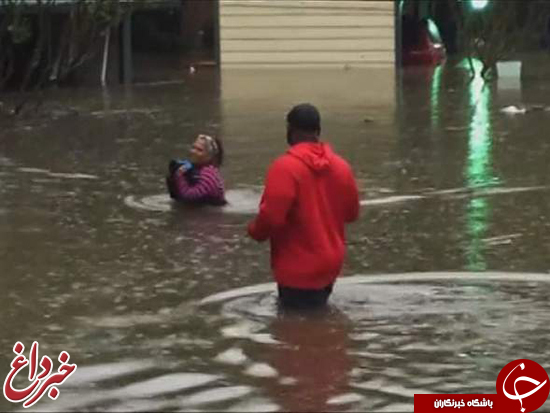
{"left": 219, "top": 0, "right": 395, "bottom": 69}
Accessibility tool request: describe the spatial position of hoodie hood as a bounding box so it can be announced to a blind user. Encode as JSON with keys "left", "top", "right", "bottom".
{"left": 287, "top": 142, "right": 334, "bottom": 173}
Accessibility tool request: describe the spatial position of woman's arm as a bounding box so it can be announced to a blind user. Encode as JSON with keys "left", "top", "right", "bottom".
{"left": 173, "top": 166, "right": 224, "bottom": 202}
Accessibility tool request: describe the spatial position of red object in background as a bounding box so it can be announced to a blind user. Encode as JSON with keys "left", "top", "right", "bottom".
{"left": 402, "top": 17, "right": 446, "bottom": 66}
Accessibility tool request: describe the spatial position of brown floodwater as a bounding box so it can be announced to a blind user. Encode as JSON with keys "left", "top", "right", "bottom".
{"left": 1, "top": 61, "right": 550, "bottom": 412}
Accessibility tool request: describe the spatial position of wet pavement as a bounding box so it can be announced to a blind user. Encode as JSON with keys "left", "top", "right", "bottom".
{"left": 1, "top": 62, "right": 550, "bottom": 412}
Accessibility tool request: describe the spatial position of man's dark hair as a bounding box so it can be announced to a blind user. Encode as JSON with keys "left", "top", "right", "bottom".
{"left": 286, "top": 103, "right": 321, "bottom": 134}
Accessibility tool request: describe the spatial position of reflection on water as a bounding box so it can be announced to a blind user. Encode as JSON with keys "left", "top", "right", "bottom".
{"left": 466, "top": 59, "right": 498, "bottom": 188}
{"left": 264, "top": 310, "right": 354, "bottom": 413}
{"left": 200, "top": 273, "right": 550, "bottom": 412}
{"left": 2, "top": 62, "right": 550, "bottom": 411}
{"left": 209, "top": 288, "right": 355, "bottom": 412}
{"left": 431, "top": 65, "right": 443, "bottom": 130}
{"left": 464, "top": 59, "right": 499, "bottom": 271}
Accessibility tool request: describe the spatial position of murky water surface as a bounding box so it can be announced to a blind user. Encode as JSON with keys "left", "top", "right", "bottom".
{"left": 1, "top": 64, "right": 550, "bottom": 412}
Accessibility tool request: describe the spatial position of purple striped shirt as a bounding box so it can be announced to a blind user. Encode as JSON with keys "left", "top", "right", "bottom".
{"left": 174, "top": 165, "right": 226, "bottom": 205}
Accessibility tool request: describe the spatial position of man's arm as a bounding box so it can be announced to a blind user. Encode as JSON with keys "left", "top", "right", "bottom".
{"left": 345, "top": 168, "right": 360, "bottom": 223}
{"left": 248, "top": 159, "right": 297, "bottom": 242}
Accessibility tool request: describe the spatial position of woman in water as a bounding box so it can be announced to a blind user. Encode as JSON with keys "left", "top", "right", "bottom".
{"left": 166, "top": 134, "right": 226, "bottom": 206}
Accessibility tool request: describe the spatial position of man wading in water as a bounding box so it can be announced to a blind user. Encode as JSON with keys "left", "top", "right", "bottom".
{"left": 248, "top": 103, "right": 360, "bottom": 309}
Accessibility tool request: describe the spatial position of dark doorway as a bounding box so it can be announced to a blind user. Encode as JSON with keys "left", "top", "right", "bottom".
{"left": 125, "top": 1, "right": 219, "bottom": 83}
{"left": 180, "top": 0, "right": 219, "bottom": 66}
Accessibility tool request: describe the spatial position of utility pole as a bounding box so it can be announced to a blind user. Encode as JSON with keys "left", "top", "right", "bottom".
{"left": 119, "top": 10, "right": 133, "bottom": 84}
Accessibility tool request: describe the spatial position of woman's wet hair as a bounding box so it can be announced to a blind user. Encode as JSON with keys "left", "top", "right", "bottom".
{"left": 198, "top": 134, "right": 224, "bottom": 167}
{"left": 213, "top": 136, "right": 224, "bottom": 167}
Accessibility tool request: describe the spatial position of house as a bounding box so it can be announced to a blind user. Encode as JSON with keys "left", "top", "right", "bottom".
{"left": 2, "top": 0, "right": 398, "bottom": 100}
{"left": 218, "top": 0, "right": 396, "bottom": 69}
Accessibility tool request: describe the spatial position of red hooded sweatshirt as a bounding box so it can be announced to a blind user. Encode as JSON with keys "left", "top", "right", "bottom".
{"left": 248, "top": 142, "right": 360, "bottom": 289}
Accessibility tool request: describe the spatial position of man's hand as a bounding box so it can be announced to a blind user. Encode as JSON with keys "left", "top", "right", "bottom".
{"left": 248, "top": 218, "right": 268, "bottom": 242}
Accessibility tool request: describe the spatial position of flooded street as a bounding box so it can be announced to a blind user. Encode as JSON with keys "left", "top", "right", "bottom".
{"left": 1, "top": 63, "right": 550, "bottom": 412}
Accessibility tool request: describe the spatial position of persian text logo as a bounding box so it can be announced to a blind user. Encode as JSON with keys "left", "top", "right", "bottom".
{"left": 3, "top": 341, "right": 77, "bottom": 408}
{"left": 497, "top": 359, "right": 549, "bottom": 413}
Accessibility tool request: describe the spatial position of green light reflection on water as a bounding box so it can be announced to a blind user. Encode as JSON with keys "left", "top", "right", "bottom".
{"left": 431, "top": 65, "right": 443, "bottom": 129}
{"left": 464, "top": 59, "right": 499, "bottom": 271}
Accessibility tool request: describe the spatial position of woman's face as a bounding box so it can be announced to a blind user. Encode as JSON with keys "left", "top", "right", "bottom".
{"left": 189, "top": 137, "right": 212, "bottom": 166}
